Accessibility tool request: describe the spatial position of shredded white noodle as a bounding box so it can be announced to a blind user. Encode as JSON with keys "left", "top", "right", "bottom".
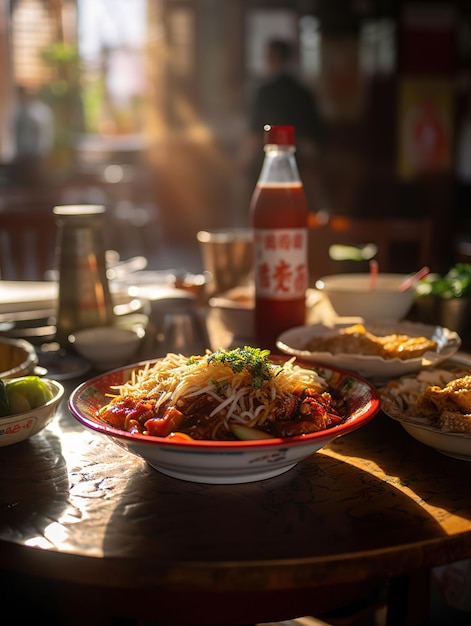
{"left": 109, "top": 351, "right": 327, "bottom": 430}
{"left": 381, "top": 368, "right": 455, "bottom": 414}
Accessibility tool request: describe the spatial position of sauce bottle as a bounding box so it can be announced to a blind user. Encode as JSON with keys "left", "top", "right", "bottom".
{"left": 250, "top": 125, "right": 309, "bottom": 352}
{"left": 53, "top": 204, "right": 115, "bottom": 347}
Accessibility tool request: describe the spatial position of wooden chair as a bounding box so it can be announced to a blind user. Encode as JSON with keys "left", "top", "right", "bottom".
{"left": 0, "top": 208, "right": 58, "bottom": 280}
{"left": 308, "top": 213, "right": 435, "bottom": 282}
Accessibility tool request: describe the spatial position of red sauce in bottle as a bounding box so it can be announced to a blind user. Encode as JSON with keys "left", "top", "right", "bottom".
{"left": 250, "top": 126, "right": 309, "bottom": 352}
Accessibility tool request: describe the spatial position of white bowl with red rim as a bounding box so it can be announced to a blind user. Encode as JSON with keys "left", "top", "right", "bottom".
{"left": 68, "top": 357, "right": 380, "bottom": 484}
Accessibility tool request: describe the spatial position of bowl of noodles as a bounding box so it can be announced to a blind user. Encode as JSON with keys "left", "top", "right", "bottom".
{"left": 68, "top": 347, "right": 380, "bottom": 484}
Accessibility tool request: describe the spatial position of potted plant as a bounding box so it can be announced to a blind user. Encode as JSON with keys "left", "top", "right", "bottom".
{"left": 414, "top": 263, "right": 471, "bottom": 337}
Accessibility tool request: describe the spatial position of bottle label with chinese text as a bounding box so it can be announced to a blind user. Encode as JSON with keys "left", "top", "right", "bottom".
{"left": 253, "top": 228, "right": 307, "bottom": 299}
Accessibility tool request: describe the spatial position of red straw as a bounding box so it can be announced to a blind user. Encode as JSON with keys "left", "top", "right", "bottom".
{"left": 399, "top": 266, "right": 430, "bottom": 292}
{"left": 368, "top": 260, "right": 378, "bottom": 291}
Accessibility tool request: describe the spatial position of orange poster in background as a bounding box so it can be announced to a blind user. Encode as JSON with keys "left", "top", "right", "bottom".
{"left": 397, "top": 78, "right": 454, "bottom": 180}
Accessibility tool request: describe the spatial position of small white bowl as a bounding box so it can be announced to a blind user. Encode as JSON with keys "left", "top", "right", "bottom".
{"left": 380, "top": 357, "right": 471, "bottom": 461}
{"left": 0, "top": 337, "right": 38, "bottom": 379}
{"left": 208, "top": 286, "right": 254, "bottom": 340}
{"left": 0, "top": 378, "right": 64, "bottom": 447}
{"left": 208, "top": 288, "right": 327, "bottom": 340}
{"left": 315, "top": 273, "right": 415, "bottom": 323}
{"left": 70, "top": 326, "right": 144, "bottom": 371}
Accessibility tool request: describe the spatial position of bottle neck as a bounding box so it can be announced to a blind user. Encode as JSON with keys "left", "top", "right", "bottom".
{"left": 263, "top": 143, "right": 296, "bottom": 153}
{"left": 258, "top": 143, "right": 301, "bottom": 185}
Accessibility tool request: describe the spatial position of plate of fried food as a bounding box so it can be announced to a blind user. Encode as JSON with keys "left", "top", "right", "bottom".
{"left": 276, "top": 321, "right": 461, "bottom": 380}
{"left": 379, "top": 356, "right": 471, "bottom": 460}
{"left": 68, "top": 347, "right": 380, "bottom": 484}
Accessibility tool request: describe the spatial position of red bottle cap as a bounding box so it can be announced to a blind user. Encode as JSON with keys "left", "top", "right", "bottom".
{"left": 264, "top": 125, "right": 295, "bottom": 146}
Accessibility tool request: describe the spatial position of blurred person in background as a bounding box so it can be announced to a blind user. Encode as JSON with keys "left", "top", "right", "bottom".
{"left": 241, "top": 37, "right": 325, "bottom": 213}
{"left": 11, "top": 85, "right": 54, "bottom": 186}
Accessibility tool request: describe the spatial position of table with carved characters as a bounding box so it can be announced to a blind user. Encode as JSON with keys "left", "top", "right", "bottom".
{"left": 1, "top": 347, "right": 471, "bottom": 626}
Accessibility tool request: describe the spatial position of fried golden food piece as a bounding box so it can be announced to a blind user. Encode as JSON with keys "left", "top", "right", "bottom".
{"left": 418, "top": 375, "right": 471, "bottom": 413}
{"left": 416, "top": 375, "right": 471, "bottom": 433}
{"left": 305, "top": 324, "right": 437, "bottom": 361}
{"left": 437, "top": 410, "right": 471, "bottom": 434}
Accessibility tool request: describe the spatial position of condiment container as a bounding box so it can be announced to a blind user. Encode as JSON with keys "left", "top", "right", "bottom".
{"left": 53, "top": 205, "right": 115, "bottom": 347}
{"left": 250, "top": 125, "right": 309, "bottom": 352}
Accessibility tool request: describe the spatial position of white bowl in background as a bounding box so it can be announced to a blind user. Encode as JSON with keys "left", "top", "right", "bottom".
{"left": 70, "top": 326, "right": 145, "bottom": 371}
{"left": 208, "top": 287, "right": 322, "bottom": 342}
{"left": 0, "top": 378, "right": 64, "bottom": 447}
{"left": 315, "top": 273, "right": 415, "bottom": 323}
{"left": 208, "top": 285, "right": 254, "bottom": 340}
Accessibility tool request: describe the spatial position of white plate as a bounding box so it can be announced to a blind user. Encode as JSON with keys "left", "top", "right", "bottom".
{"left": 276, "top": 321, "right": 461, "bottom": 380}
{"left": 0, "top": 282, "right": 149, "bottom": 346}
{"left": 0, "top": 281, "right": 146, "bottom": 315}
{"left": 0, "top": 281, "right": 57, "bottom": 314}
{"left": 380, "top": 357, "right": 471, "bottom": 461}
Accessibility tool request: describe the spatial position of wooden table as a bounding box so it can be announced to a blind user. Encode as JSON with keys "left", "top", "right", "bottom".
{"left": 1, "top": 359, "right": 471, "bottom": 625}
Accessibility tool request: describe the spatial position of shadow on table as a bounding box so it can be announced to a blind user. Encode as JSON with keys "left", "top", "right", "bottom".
{"left": 333, "top": 411, "right": 471, "bottom": 524}
{"left": 0, "top": 428, "right": 69, "bottom": 534}
{"left": 92, "top": 438, "right": 447, "bottom": 624}
{"left": 1, "top": 409, "right": 463, "bottom": 625}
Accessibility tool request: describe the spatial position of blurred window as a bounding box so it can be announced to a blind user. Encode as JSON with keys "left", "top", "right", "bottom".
{"left": 299, "top": 16, "right": 396, "bottom": 82}
{"left": 77, "top": 0, "right": 148, "bottom": 134}
{"left": 299, "top": 15, "right": 321, "bottom": 80}
{"left": 11, "top": 0, "right": 55, "bottom": 87}
{"left": 245, "top": 9, "right": 297, "bottom": 78}
{"left": 360, "top": 18, "right": 396, "bottom": 76}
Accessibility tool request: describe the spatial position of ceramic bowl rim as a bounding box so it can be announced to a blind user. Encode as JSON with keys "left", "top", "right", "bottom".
{"left": 68, "top": 357, "right": 381, "bottom": 451}
{"left": 315, "top": 272, "right": 412, "bottom": 294}
{"left": 208, "top": 296, "right": 254, "bottom": 311}
{"left": 197, "top": 228, "right": 253, "bottom": 244}
{"left": 1, "top": 377, "right": 64, "bottom": 419}
{"left": 0, "top": 337, "right": 38, "bottom": 377}
{"left": 71, "top": 326, "right": 142, "bottom": 345}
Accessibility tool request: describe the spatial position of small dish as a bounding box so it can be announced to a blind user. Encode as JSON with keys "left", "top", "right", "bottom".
{"left": 0, "top": 378, "right": 64, "bottom": 447}
{"left": 276, "top": 321, "right": 461, "bottom": 380}
{"left": 69, "top": 326, "right": 145, "bottom": 371}
{"left": 380, "top": 358, "right": 471, "bottom": 461}
{"left": 0, "top": 337, "right": 38, "bottom": 379}
{"left": 68, "top": 357, "right": 380, "bottom": 484}
{"left": 208, "top": 287, "right": 323, "bottom": 342}
{"left": 208, "top": 285, "right": 254, "bottom": 340}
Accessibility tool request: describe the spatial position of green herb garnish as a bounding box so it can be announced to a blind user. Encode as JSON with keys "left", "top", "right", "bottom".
{"left": 206, "top": 346, "right": 277, "bottom": 389}
{"left": 416, "top": 263, "right": 471, "bottom": 299}
{"left": 211, "top": 378, "right": 229, "bottom": 395}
